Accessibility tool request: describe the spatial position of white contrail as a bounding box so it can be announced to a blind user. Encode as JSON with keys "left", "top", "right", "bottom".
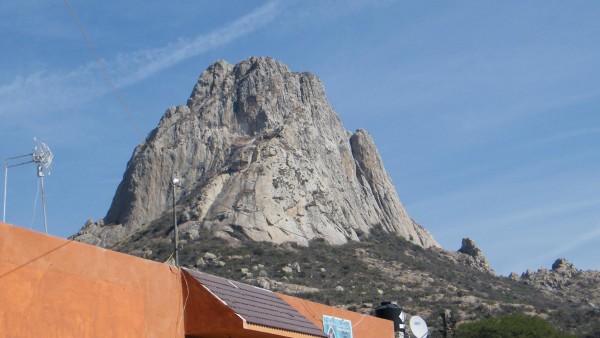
{"left": 115, "top": 1, "right": 281, "bottom": 86}
{"left": 0, "top": 1, "right": 281, "bottom": 117}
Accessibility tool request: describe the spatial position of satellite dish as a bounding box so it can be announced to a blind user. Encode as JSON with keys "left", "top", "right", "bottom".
{"left": 409, "top": 315, "right": 428, "bottom": 338}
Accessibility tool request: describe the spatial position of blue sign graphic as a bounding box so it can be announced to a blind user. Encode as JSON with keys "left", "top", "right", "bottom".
{"left": 323, "top": 315, "right": 353, "bottom": 338}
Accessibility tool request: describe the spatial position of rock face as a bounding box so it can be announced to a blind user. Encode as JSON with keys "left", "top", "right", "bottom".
{"left": 521, "top": 258, "right": 581, "bottom": 286}
{"left": 457, "top": 238, "right": 493, "bottom": 273}
{"left": 518, "top": 258, "right": 600, "bottom": 312}
{"left": 551, "top": 258, "right": 577, "bottom": 274}
{"left": 73, "top": 57, "right": 439, "bottom": 249}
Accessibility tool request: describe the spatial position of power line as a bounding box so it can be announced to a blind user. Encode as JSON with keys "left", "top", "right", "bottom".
{"left": 62, "top": 0, "right": 142, "bottom": 136}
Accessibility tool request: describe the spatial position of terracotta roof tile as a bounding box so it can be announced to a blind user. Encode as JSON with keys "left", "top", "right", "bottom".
{"left": 184, "top": 269, "right": 326, "bottom": 337}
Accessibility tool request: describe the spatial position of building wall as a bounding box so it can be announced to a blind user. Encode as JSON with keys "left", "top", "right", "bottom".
{"left": 0, "top": 222, "right": 394, "bottom": 338}
{"left": 278, "top": 294, "right": 394, "bottom": 338}
{"left": 0, "top": 222, "right": 184, "bottom": 338}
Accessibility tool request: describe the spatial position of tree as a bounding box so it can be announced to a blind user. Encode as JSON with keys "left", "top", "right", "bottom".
{"left": 439, "top": 309, "right": 457, "bottom": 338}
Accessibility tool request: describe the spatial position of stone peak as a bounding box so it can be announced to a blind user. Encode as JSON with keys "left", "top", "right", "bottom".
{"left": 552, "top": 258, "right": 577, "bottom": 273}
{"left": 73, "top": 57, "right": 440, "bottom": 251}
{"left": 457, "top": 238, "right": 493, "bottom": 273}
{"left": 458, "top": 238, "right": 482, "bottom": 257}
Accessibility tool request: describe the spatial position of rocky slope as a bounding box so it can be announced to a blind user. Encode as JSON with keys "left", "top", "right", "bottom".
{"left": 70, "top": 57, "right": 600, "bottom": 336}
{"left": 515, "top": 258, "right": 600, "bottom": 311}
{"left": 73, "top": 57, "right": 438, "bottom": 249}
{"left": 110, "top": 226, "right": 599, "bottom": 337}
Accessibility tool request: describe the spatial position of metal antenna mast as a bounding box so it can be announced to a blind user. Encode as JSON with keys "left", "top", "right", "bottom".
{"left": 2, "top": 139, "right": 53, "bottom": 233}
{"left": 32, "top": 140, "right": 53, "bottom": 233}
{"left": 172, "top": 177, "right": 180, "bottom": 266}
{"left": 171, "top": 127, "right": 180, "bottom": 266}
{"left": 37, "top": 166, "right": 49, "bottom": 234}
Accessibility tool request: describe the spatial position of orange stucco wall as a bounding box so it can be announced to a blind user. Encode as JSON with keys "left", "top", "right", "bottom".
{"left": 278, "top": 294, "right": 394, "bottom": 338}
{"left": 0, "top": 221, "right": 394, "bottom": 338}
{"left": 0, "top": 222, "right": 184, "bottom": 338}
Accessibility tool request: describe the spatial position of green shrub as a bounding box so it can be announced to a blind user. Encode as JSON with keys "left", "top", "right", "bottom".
{"left": 456, "top": 314, "right": 575, "bottom": 338}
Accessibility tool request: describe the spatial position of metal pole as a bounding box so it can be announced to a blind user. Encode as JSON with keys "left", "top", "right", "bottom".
{"left": 3, "top": 163, "right": 7, "bottom": 223}
{"left": 173, "top": 178, "right": 179, "bottom": 266}
{"left": 38, "top": 166, "right": 48, "bottom": 234}
{"left": 3, "top": 156, "right": 33, "bottom": 223}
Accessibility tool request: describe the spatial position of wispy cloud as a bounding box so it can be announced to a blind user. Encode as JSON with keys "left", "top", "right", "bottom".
{"left": 0, "top": 64, "right": 103, "bottom": 117}
{"left": 530, "top": 127, "right": 600, "bottom": 146}
{"left": 524, "top": 224, "right": 600, "bottom": 269}
{"left": 114, "top": 1, "right": 281, "bottom": 86}
{"left": 0, "top": 1, "right": 281, "bottom": 120}
{"left": 465, "top": 186, "right": 600, "bottom": 231}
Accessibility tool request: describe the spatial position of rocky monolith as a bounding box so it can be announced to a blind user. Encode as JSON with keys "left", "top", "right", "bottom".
{"left": 73, "top": 57, "right": 439, "bottom": 249}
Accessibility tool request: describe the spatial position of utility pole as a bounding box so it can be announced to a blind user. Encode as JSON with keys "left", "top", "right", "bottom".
{"left": 172, "top": 177, "right": 180, "bottom": 266}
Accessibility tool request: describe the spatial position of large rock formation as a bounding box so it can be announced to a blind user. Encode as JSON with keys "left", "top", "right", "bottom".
{"left": 73, "top": 57, "right": 439, "bottom": 249}
{"left": 517, "top": 258, "right": 600, "bottom": 313}
{"left": 457, "top": 238, "right": 493, "bottom": 273}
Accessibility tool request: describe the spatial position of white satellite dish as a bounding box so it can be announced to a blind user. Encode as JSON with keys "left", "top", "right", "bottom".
{"left": 409, "top": 315, "right": 428, "bottom": 338}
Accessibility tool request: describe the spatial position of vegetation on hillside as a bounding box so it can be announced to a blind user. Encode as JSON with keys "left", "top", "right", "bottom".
{"left": 112, "top": 220, "right": 600, "bottom": 337}
{"left": 455, "top": 314, "right": 576, "bottom": 338}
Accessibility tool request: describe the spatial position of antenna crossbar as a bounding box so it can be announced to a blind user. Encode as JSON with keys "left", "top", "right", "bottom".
{"left": 3, "top": 153, "right": 33, "bottom": 223}
{"left": 3, "top": 141, "right": 53, "bottom": 233}
{"left": 7, "top": 160, "right": 34, "bottom": 169}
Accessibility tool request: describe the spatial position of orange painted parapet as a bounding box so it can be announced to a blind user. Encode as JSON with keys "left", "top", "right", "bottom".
{"left": 0, "top": 222, "right": 184, "bottom": 338}
{"left": 278, "top": 293, "right": 395, "bottom": 338}
{"left": 0, "top": 221, "right": 392, "bottom": 338}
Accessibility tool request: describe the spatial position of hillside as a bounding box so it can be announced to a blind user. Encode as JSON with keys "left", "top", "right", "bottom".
{"left": 71, "top": 57, "right": 599, "bottom": 337}
{"left": 110, "top": 221, "right": 599, "bottom": 337}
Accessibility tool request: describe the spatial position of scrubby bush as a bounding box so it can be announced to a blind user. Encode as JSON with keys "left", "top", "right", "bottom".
{"left": 456, "top": 314, "right": 575, "bottom": 338}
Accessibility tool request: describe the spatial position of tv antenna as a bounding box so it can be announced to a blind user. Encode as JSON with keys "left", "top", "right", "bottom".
{"left": 2, "top": 138, "right": 53, "bottom": 233}
{"left": 409, "top": 315, "right": 428, "bottom": 338}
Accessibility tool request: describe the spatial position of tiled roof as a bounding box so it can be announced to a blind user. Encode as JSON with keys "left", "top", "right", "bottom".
{"left": 184, "top": 269, "right": 327, "bottom": 337}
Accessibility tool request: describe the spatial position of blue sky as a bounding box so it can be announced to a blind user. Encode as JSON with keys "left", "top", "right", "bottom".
{"left": 1, "top": 1, "right": 599, "bottom": 276}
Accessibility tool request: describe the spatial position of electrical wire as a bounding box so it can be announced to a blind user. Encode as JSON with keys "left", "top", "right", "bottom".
{"left": 176, "top": 267, "right": 190, "bottom": 338}
{"left": 181, "top": 268, "right": 190, "bottom": 319}
{"left": 298, "top": 298, "right": 321, "bottom": 323}
{"left": 165, "top": 252, "right": 174, "bottom": 264}
{"left": 352, "top": 314, "right": 366, "bottom": 328}
{"left": 62, "top": 0, "right": 142, "bottom": 136}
